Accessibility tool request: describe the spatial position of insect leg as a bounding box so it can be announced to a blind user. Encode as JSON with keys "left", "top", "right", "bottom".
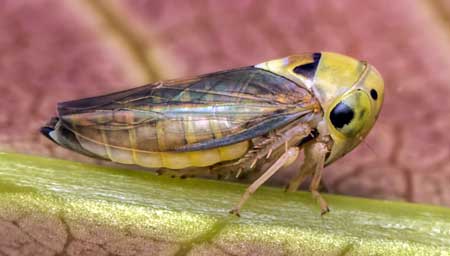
{"left": 229, "top": 147, "right": 299, "bottom": 216}
{"left": 285, "top": 146, "right": 315, "bottom": 192}
{"left": 213, "top": 123, "right": 311, "bottom": 178}
{"left": 286, "top": 141, "right": 327, "bottom": 191}
{"left": 310, "top": 162, "right": 330, "bottom": 216}
{"left": 286, "top": 141, "right": 329, "bottom": 215}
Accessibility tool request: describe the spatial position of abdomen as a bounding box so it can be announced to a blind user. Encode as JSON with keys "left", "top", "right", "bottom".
{"left": 50, "top": 118, "right": 250, "bottom": 169}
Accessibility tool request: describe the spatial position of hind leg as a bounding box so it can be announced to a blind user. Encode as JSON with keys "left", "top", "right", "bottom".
{"left": 229, "top": 147, "right": 299, "bottom": 216}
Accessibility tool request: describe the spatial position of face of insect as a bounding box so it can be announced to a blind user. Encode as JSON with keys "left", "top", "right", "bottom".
{"left": 256, "top": 52, "right": 384, "bottom": 165}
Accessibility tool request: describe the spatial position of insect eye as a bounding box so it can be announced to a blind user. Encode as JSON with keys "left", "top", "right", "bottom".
{"left": 328, "top": 90, "right": 372, "bottom": 137}
{"left": 370, "top": 89, "right": 378, "bottom": 100}
{"left": 330, "top": 102, "right": 354, "bottom": 129}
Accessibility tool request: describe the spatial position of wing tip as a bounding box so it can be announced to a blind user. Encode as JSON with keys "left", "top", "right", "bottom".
{"left": 40, "top": 116, "right": 109, "bottom": 160}
{"left": 40, "top": 117, "right": 60, "bottom": 144}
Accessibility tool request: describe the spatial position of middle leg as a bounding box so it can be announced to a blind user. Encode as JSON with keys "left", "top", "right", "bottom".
{"left": 286, "top": 141, "right": 330, "bottom": 215}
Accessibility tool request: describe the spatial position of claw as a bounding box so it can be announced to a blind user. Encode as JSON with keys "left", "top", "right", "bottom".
{"left": 229, "top": 208, "right": 241, "bottom": 217}
{"left": 320, "top": 207, "right": 330, "bottom": 216}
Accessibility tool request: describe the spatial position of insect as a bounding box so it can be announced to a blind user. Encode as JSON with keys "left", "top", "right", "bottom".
{"left": 41, "top": 52, "right": 384, "bottom": 216}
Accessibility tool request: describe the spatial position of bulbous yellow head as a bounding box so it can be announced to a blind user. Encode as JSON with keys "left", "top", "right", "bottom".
{"left": 256, "top": 52, "right": 384, "bottom": 165}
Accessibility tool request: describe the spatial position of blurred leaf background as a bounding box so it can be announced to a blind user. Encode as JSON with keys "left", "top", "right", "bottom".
{"left": 1, "top": 152, "right": 450, "bottom": 255}
{"left": 1, "top": 0, "right": 450, "bottom": 207}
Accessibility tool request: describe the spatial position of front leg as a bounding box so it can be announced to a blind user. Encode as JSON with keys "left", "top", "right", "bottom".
{"left": 286, "top": 141, "right": 330, "bottom": 215}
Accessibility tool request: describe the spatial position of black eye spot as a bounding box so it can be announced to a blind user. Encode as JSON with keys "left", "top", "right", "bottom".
{"left": 370, "top": 89, "right": 378, "bottom": 100}
{"left": 330, "top": 102, "right": 354, "bottom": 129}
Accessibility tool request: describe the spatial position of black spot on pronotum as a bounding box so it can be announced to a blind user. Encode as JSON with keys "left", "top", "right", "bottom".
{"left": 370, "top": 89, "right": 378, "bottom": 100}
{"left": 330, "top": 102, "right": 354, "bottom": 129}
{"left": 293, "top": 52, "right": 321, "bottom": 78}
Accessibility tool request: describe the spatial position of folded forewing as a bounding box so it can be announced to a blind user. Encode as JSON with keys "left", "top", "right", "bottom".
{"left": 58, "top": 67, "right": 316, "bottom": 152}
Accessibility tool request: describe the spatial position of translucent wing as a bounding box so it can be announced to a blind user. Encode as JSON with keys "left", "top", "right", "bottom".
{"left": 57, "top": 67, "right": 317, "bottom": 153}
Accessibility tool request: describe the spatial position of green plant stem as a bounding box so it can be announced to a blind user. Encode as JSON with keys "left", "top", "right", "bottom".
{"left": 0, "top": 152, "right": 449, "bottom": 255}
